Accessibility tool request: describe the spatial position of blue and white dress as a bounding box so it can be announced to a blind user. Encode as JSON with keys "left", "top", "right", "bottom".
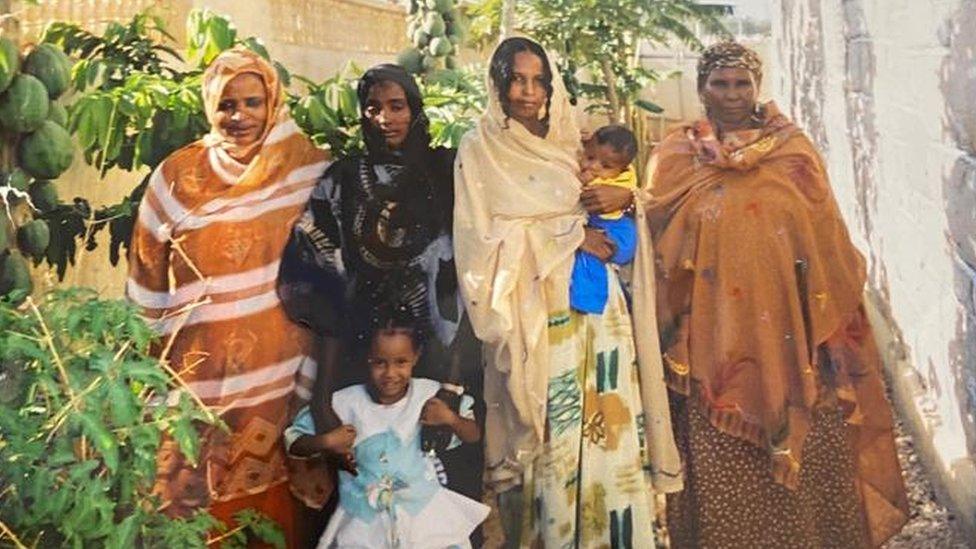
{"left": 285, "top": 378, "right": 488, "bottom": 549}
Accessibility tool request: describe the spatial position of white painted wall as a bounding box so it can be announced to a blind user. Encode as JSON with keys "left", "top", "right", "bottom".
{"left": 773, "top": 0, "right": 976, "bottom": 537}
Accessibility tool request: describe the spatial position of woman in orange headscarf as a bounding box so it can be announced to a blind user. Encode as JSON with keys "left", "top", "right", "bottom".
{"left": 645, "top": 42, "right": 908, "bottom": 547}
{"left": 127, "top": 47, "right": 331, "bottom": 545}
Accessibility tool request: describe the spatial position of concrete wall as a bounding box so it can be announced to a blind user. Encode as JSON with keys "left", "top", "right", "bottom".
{"left": 772, "top": 0, "right": 976, "bottom": 537}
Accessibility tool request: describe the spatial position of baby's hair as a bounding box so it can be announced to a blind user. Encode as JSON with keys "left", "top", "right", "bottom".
{"left": 592, "top": 124, "right": 638, "bottom": 165}
{"left": 369, "top": 304, "right": 424, "bottom": 352}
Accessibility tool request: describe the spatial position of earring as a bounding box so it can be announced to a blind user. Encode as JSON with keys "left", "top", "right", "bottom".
{"left": 750, "top": 102, "right": 764, "bottom": 123}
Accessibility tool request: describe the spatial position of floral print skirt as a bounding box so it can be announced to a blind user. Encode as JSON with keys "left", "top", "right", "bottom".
{"left": 518, "top": 277, "right": 657, "bottom": 548}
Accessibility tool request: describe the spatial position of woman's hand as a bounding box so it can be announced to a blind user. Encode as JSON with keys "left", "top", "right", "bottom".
{"left": 581, "top": 185, "right": 633, "bottom": 215}
{"left": 420, "top": 397, "right": 459, "bottom": 428}
{"left": 580, "top": 227, "right": 616, "bottom": 262}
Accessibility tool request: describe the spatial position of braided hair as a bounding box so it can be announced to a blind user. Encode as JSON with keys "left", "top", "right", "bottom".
{"left": 489, "top": 37, "right": 553, "bottom": 128}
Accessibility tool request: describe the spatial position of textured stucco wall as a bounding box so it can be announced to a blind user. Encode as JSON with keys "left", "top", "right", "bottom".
{"left": 773, "top": 0, "right": 976, "bottom": 537}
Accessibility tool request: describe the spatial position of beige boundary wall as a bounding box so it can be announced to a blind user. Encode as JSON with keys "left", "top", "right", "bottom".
{"left": 772, "top": 0, "right": 976, "bottom": 539}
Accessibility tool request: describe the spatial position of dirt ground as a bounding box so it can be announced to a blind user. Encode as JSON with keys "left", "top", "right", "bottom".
{"left": 480, "top": 416, "right": 971, "bottom": 548}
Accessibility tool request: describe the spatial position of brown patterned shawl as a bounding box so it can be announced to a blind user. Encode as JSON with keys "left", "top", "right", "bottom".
{"left": 645, "top": 102, "right": 908, "bottom": 545}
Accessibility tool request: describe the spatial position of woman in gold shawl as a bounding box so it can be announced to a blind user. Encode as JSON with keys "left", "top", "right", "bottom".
{"left": 127, "top": 48, "right": 331, "bottom": 546}
{"left": 454, "top": 36, "right": 681, "bottom": 548}
{"left": 645, "top": 41, "right": 908, "bottom": 547}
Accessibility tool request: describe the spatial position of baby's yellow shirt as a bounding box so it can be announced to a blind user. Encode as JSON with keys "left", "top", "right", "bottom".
{"left": 588, "top": 165, "right": 637, "bottom": 220}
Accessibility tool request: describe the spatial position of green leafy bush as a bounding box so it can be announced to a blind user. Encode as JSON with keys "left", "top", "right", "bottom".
{"left": 0, "top": 289, "right": 283, "bottom": 547}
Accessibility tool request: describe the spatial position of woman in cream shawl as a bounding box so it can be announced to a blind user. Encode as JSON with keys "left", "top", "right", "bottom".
{"left": 454, "top": 36, "right": 680, "bottom": 548}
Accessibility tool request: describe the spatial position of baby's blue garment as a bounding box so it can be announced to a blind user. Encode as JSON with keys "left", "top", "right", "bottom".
{"left": 338, "top": 429, "right": 439, "bottom": 523}
{"left": 570, "top": 214, "right": 637, "bottom": 314}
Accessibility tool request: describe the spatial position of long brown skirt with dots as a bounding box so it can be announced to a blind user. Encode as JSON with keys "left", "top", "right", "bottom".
{"left": 666, "top": 394, "right": 871, "bottom": 549}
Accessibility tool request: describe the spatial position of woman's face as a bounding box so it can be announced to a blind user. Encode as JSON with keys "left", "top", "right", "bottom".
{"left": 506, "top": 51, "right": 548, "bottom": 125}
{"left": 367, "top": 330, "right": 419, "bottom": 404}
{"left": 700, "top": 67, "right": 758, "bottom": 128}
{"left": 364, "top": 81, "right": 412, "bottom": 149}
{"left": 214, "top": 73, "right": 268, "bottom": 148}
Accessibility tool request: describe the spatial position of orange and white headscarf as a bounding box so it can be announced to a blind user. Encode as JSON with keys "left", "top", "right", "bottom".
{"left": 201, "top": 47, "right": 292, "bottom": 167}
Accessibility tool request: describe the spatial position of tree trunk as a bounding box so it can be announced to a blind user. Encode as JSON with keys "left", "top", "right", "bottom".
{"left": 600, "top": 58, "right": 621, "bottom": 123}
{"left": 500, "top": 0, "right": 516, "bottom": 39}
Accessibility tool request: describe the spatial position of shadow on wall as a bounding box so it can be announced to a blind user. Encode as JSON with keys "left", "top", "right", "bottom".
{"left": 941, "top": 0, "right": 976, "bottom": 494}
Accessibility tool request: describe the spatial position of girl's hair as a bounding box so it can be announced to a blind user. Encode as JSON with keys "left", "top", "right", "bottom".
{"left": 489, "top": 37, "right": 553, "bottom": 127}
{"left": 369, "top": 304, "right": 424, "bottom": 352}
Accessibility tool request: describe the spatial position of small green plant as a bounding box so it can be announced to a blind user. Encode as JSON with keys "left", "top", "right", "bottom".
{"left": 420, "top": 65, "right": 486, "bottom": 148}
{"left": 0, "top": 289, "right": 283, "bottom": 548}
{"left": 289, "top": 66, "right": 364, "bottom": 156}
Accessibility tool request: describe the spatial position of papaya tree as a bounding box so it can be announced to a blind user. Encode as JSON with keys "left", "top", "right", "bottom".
{"left": 0, "top": 31, "right": 75, "bottom": 303}
{"left": 465, "top": 0, "right": 729, "bottom": 124}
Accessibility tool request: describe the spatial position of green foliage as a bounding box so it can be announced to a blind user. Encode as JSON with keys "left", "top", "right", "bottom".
{"left": 186, "top": 8, "right": 238, "bottom": 68}
{"left": 0, "top": 289, "right": 283, "bottom": 547}
{"left": 289, "top": 67, "right": 364, "bottom": 156}
{"left": 68, "top": 71, "right": 207, "bottom": 174}
{"left": 495, "top": 0, "right": 729, "bottom": 122}
{"left": 421, "top": 66, "right": 487, "bottom": 148}
{"left": 0, "top": 37, "right": 22, "bottom": 93}
{"left": 460, "top": 0, "right": 502, "bottom": 51}
{"left": 41, "top": 12, "right": 182, "bottom": 91}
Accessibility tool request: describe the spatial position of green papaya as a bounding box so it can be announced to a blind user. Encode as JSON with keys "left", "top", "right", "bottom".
{"left": 0, "top": 221, "right": 7, "bottom": 250}
{"left": 4, "top": 168, "right": 31, "bottom": 192}
{"left": 423, "top": 12, "right": 446, "bottom": 37}
{"left": 47, "top": 101, "right": 68, "bottom": 127}
{"left": 422, "top": 54, "right": 440, "bottom": 72}
{"left": 22, "top": 43, "right": 71, "bottom": 99}
{"left": 396, "top": 48, "right": 425, "bottom": 74}
{"left": 0, "top": 37, "right": 19, "bottom": 94}
{"left": 17, "top": 219, "right": 49, "bottom": 258}
{"left": 445, "top": 56, "right": 458, "bottom": 70}
{"left": 413, "top": 29, "right": 430, "bottom": 48}
{"left": 18, "top": 120, "right": 74, "bottom": 180}
{"left": 28, "top": 180, "right": 59, "bottom": 213}
{"left": 0, "top": 252, "right": 32, "bottom": 300}
{"left": 430, "top": 37, "right": 452, "bottom": 57}
{"left": 0, "top": 74, "right": 50, "bottom": 133}
{"left": 426, "top": 0, "right": 453, "bottom": 11}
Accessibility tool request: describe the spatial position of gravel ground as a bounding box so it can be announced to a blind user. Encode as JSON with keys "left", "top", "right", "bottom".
{"left": 883, "top": 418, "right": 970, "bottom": 548}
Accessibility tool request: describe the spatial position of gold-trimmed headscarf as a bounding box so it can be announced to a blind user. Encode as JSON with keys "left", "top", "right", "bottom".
{"left": 201, "top": 46, "right": 284, "bottom": 161}
{"left": 697, "top": 41, "right": 763, "bottom": 90}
